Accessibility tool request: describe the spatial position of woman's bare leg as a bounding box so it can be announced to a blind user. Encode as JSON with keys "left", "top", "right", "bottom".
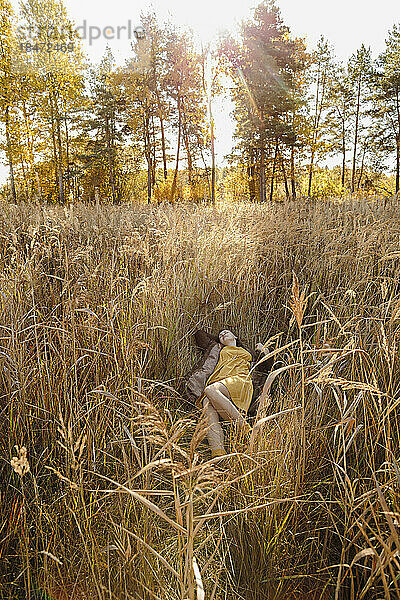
{"left": 202, "top": 398, "right": 225, "bottom": 455}
{"left": 204, "top": 382, "right": 248, "bottom": 426}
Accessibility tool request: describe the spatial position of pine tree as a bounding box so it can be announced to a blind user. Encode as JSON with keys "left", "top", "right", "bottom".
{"left": 306, "top": 37, "right": 334, "bottom": 197}
{"left": 348, "top": 44, "right": 372, "bottom": 192}
{"left": 324, "top": 62, "right": 352, "bottom": 187}
{"left": 164, "top": 26, "right": 207, "bottom": 202}
{"left": 78, "top": 48, "right": 125, "bottom": 203}
{"left": 220, "top": 0, "right": 302, "bottom": 202}
{"left": 372, "top": 25, "right": 400, "bottom": 194}
{"left": 0, "top": 0, "right": 18, "bottom": 201}
{"left": 200, "top": 42, "right": 223, "bottom": 203}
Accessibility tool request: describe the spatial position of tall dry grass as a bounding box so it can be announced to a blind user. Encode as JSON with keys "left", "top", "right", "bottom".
{"left": 1, "top": 196, "right": 400, "bottom": 599}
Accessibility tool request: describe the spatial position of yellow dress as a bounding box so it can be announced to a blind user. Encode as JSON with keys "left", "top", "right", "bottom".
{"left": 197, "top": 345, "right": 253, "bottom": 412}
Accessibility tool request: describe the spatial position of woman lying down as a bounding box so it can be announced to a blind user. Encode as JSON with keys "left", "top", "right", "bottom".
{"left": 195, "top": 329, "right": 268, "bottom": 459}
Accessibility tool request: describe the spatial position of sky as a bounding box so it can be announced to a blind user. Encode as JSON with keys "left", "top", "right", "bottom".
{"left": 2, "top": 0, "right": 400, "bottom": 184}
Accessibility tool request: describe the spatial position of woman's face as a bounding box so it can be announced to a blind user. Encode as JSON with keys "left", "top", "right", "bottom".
{"left": 219, "top": 330, "right": 237, "bottom": 345}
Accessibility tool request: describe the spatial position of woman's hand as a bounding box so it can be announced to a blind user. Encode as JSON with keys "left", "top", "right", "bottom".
{"left": 255, "top": 342, "right": 268, "bottom": 353}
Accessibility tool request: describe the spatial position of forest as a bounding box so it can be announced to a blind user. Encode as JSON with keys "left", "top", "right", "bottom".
{"left": 1, "top": 0, "right": 400, "bottom": 204}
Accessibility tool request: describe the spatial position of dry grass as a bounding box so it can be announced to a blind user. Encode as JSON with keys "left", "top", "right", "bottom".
{"left": 1, "top": 195, "right": 400, "bottom": 599}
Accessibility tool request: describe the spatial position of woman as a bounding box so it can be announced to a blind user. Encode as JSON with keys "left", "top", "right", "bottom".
{"left": 197, "top": 329, "right": 253, "bottom": 459}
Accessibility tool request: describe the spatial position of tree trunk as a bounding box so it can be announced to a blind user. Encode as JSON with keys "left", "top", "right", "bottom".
{"left": 396, "top": 87, "right": 400, "bottom": 195}
{"left": 48, "top": 89, "right": 61, "bottom": 203}
{"left": 290, "top": 145, "right": 296, "bottom": 200}
{"left": 357, "top": 146, "right": 366, "bottom": 190}
{"left": 147, "top": 154, "right": 152, "bottom": 203}
{"left": 151, "top": 114, "right": 156, "bottom": 188}
{"left": 269, "top": 140, "right": 278, "bottom": 202}
{"left": 63, "top": 101, "right": 71, "bottom": 202}
{"left": 210, "top": 113, "right": 216, "bottom": 204}
{"left": 198, "top": 141, "right": 211, "bottom": 200}
{"left": 105, "top": 115, "right": 117, "bottom": 204}
{"left": 170, "top": 95, "right": 182, "bottom": 203}
{"left": 143, "top": 111, "right": 152, "bottom": 204}
{"left": 159, "top": 114, "right": 168, "bottom": 180}
{"left": 5, "top": 104, "right": 16, "bottom": 203}
{"left": 341, "top": 115, "right": 346, "bottom": 187}
{"left": 278, "top": 146, "right": 290, "bottom": 200}
{"left": 259, "top": 146, "right": 266, "bottom": 202}
{"left": 48, "top": 77, "right": 64, "bottom": 204}
{"left": 351, "top": 73, "right": 362, "bottom": 193}
{"left": 307, "top": 151, "right": 314, "bottom": 197}
{"left": 248, "top": 150, "right": 256, "bottom": 202}
{"left": 308, "top": 63, "right": 321, "bottom": 197}
{"left": 183, "top": 121, "right": 193, "bottom": 187}
{"left": 308, "top": 62, "right": 327, "bottom": 197}
{"left": 202, "top": 52, "right": 216, "bottom": 204}
{"left": 53, "top": 93, "right": 65, "bottom": 204}
{"left": 22, "top": 99, "right": 37, "bottom": 199}
{"left": 20, "top": 154, "right": 28, "bottom": 200}
{"left": 35, "top": 172, "right": 43, "bottom": 203}
{"left": 113, "top": 113, "right": 120, "bottom": 203}
{"left": 155, "top": 87, "right": 168, "bottom": 181}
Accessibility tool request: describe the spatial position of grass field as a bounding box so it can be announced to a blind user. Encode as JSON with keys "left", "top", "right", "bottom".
{"left": 1, "top": 196, "right": 400, "bottom": 600}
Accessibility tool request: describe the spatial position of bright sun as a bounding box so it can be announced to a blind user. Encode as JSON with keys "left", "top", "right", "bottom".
{"left": 160, "top": 0, "right": 252, "bottom": 44}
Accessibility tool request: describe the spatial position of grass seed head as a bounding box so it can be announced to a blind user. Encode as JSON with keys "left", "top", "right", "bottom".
{"left": 11, "top": 445, "right": 30, "bottom": 477}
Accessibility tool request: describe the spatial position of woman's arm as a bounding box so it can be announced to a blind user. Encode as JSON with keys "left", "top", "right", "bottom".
{"left": 252, "top": 342, "right": 273, "bottom": 373}
{"left": 248, "top": 343, "right": 275, "bottom": 418}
